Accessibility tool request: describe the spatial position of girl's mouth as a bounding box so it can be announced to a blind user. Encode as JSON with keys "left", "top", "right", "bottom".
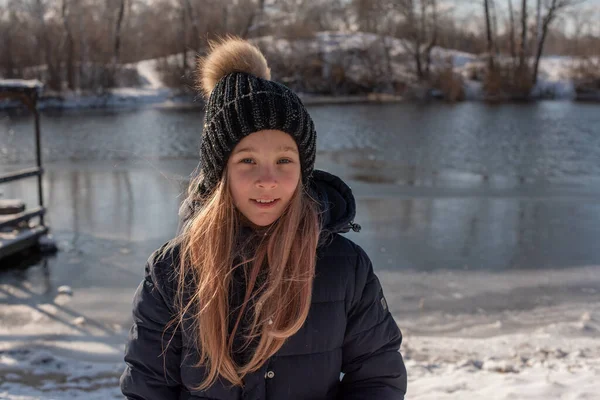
{"left": 251, "top": 198, "right": 280, "bottom": 208}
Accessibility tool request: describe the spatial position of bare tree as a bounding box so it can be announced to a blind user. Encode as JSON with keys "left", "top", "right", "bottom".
{"left": 32, "top": 0, "right": 62, "bottom": 90}
{"left": 179, "top": 0, "right": 188, "bottom": 73}
{"left": 183, "top": 0, "right": 200, "bottom": 52}
{"left": 567, "top": 6, "right": 597, "bottom": 55}
{"left": 532, "top": 0, "right": 583, "bottom": 84}
{"left": 407, "top": 0, "right": 424, "bottom": 80}
{"left": 0, "top": 6, "right": 16, "bottom": 79}
{"left": 423, "top": 0, "right": 438, "bottom": 78}
{"left": 534, "top": 0, "right": 542, "bottom": 56}
{"left": 353, "top": 0, "right": 380, "bottom": 33}
{"left": 507, "top": 0, "right": 517, "bottom": 59}
{"left": 240, "top": 0, "right": 266, "bottom": 38}
{"left": 484, "top": 0, "right": 495, "bottom": 70}
{"left": 109, "top": 0, "right": 126, "bottom": 87}
{"left": 519, "top": 0, "right": 528, "bottom": 70}
{"left": 61, "top": 0, "right": 76, "bottom": 90}
{"left": 216, "top": 0, "right": 267, "bottom": 38}
{"left": 490, "top": 0, "right": 500, "bottom": 56}
{"left": 397, "top": 0, "right": 438, "bottom": 81}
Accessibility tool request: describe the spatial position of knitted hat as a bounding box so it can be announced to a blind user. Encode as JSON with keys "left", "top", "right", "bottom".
{"left": 195, "top": 37, "right": 317, "bottom": 196}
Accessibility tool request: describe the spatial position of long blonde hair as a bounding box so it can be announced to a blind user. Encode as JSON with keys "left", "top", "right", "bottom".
{"left": 162, "top": 168, "right": 321, "bottom": 390}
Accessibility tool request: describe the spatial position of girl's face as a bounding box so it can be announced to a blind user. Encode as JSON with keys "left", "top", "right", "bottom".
{"left": 227, "top": 130, "right": 301, "bottom": 227}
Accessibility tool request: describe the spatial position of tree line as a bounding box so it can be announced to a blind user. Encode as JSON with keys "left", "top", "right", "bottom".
{"left": 0, "top": 0, "right": 598, "bottom": 99}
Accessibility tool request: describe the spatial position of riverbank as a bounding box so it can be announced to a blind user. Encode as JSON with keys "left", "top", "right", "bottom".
{"left": 2, "top": 32, "right": 599, "bottom": 111}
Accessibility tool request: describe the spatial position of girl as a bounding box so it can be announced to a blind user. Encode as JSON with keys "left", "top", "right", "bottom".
{"left": 120, "top": 37, "right": 407, "bottom": 400}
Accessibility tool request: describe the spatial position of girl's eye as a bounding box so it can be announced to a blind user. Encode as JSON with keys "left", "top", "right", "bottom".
{"left": 278, "top": 158, "right": 292, "bottom": 164}
{"left": 240, "top": 158, "right": 255, "bottom": 164}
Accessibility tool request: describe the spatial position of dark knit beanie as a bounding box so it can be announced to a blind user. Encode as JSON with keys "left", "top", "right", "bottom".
{"left": 195, "top": 37, "right": 317, "bottom": 196}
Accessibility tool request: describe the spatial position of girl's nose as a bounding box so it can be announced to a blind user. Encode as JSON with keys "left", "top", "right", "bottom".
{"left": 256, "top": 168, "right": 277, "bottom": 189}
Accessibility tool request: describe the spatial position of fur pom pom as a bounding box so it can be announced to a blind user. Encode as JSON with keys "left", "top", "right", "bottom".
{"left": 196, "top": 36, "right": 271, "bottom": 98}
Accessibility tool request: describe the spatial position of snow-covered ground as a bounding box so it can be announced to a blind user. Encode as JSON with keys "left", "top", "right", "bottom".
{"left": 3, "top": 322, "right": 599, "bottom": 400}
{"left": 407, "top": 329, "right": 600, "bottom": 399}
{"left": 1, "top": 265, "right": 599, "bottom": 399}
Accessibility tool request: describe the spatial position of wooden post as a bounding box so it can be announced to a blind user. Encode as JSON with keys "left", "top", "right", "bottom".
{"left": 34, "top": 108, "right": 45, "bottom": 226}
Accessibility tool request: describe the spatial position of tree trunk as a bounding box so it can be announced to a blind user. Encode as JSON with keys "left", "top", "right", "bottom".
{"left": 531, "top": 16, "right": 550, "bottom": 84}
{"left": 508, "top": 0, "right": 517, "bottom": 60}
{"left": 532, "top": 0, "right": 560, "bottom": 84}
{"left": 484, "top": 0, "right": 495, "bottom": 70}
{"left": 3, "top": 33, "right": 15, "bottom": 79}
{"left": 381, "top": 35, "right": 394, "bottom": 92}
{"left": 183, "top": 0, "right": 200, "bottom": 52}
{"left": 62, "top": 0, "right": 76, "bottom": 90}
{"left": 222, "top": 3, "right": 229, "bottom": 33}
{"left": 36, "top": 0, "right": 61, "bottom": 91}
{"left": 534, "top": 0, "right": 542, "bottom": 60}
{"left": 110, "top": 0, "right": 126, "bottom": 87}
{"left": 180, "top": 1, "right": 187, "bottom": 73}
{"left": 424, "top": 0, "right": 438, "bottom": 78}
{"left": 240, "top": 0, "right": 265, "bottom": 38}
{"left": 3, "top": 12, "right": 15, "bottom": 79}
{"left": 490, "top": 0, "right": 499, "bottom": 56}
{"left": 412, "top": 0, "right": 424, "bottom": 80}
{"left": 519, "top": 0, "right": 528, "bottom": 69}
{"left": 78, "top": 12, "right": 86, "bottom": 89}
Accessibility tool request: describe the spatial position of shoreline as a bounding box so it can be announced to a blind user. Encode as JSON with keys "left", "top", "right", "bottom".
{"left": 0, "top": 91, "right": 406, "bottom": 112}
{"left": 1, "top": 89, "right": 599, "bottom": 112}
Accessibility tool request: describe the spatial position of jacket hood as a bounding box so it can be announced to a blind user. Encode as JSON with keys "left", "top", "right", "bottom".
{"left": 308, "top": 170, "right": 361, "bottom": 234}
{"left": 177, "top": 169, "right": 360, "bottom": 235}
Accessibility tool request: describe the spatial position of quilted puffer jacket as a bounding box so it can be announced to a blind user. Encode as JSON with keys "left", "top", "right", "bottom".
{"left": 120, "top": 170, "right": 407, "bottom": 399}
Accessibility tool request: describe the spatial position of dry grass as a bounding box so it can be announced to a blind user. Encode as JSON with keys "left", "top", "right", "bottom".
{"left": 156, "top": 57, "right": 195, "bottom": 91}
{"left": 571, "top": 57, "right": 600, "bottom": 92}
{"left": 482, "top": 62, "right": 533, "bottom": 100}
{"left": 430, "top": 57, "right": 465, "bottom": 102}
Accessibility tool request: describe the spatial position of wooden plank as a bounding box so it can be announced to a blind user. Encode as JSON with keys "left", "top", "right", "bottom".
{"left": 0, "top": 199, "right": 26, "bottom": 215}
{"left": 0, "top": 225, "right": 48, "bottom": 262}
{"left": 0, "top": 167, "right": 42, "bottom": 184}
{"left": 0, "top": 207, "right": 45, "bottom": 230}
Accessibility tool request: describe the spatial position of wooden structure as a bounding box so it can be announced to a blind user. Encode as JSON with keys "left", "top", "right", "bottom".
{"left": 0, "top": 79, "right": 52, "bottom": 262}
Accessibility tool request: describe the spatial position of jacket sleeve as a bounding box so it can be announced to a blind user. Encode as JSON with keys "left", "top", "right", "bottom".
{"left": 120, "top": 254, "right": 183, "bottom": 400}
{"left": 338, "top": 245, "right": 407, "bottom": 400}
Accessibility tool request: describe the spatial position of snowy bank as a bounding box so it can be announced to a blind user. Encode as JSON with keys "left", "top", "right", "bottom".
{"left": 2, "top": 264, "right": 599, "bottom": 399}
{"left": 2, "top": 32, "right": 594, "bottom": 110}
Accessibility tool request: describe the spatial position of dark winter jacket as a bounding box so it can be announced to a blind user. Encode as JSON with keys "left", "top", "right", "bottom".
{"left": 120, "top": 170, "right": 407, "bottom": 400}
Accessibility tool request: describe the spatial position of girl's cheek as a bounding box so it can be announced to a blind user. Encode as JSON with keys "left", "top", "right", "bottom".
{"left": 278, "top": 166, "right": 300, "bottom": 180}
{"left": 242, "top": 169, "right": 259, "bottom": 182}
{"left": 231, "top": 167, "right": 254, "bottom": 181}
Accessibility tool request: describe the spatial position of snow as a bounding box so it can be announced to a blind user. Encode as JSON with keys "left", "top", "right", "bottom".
{"left": 0, "top": 330, "right": 124, "bottom": 399}
{"left": 0, "top": 302, "right": 127, "bottom": 399}
{"left": 531, "top": 79, "right": 576, "bottom": 100}
{"left": 430, "top": 47, "right": 477, "bottom": 68}
{"left": 2, "top": 264, "right": 599, "bottom": 399}
{"left": 463, "top": 80, "right": 485, "bottom": 100}
{"left": 135, "top": 59, "right": 163, "bottom": 89}
{"left": 456, "top": 55, "right": 586, "bottom": 101}
{"left": 35, "top": 87, "right": 172, "bottom": 110}
{"left": 0, "top": 80, "right": 43, "bottom": 90}
{"left": 406, "top": 330, "right": 600, "bottom": 400}
{"left": 1, "top": 312, "right": 599, "bottom": 399}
